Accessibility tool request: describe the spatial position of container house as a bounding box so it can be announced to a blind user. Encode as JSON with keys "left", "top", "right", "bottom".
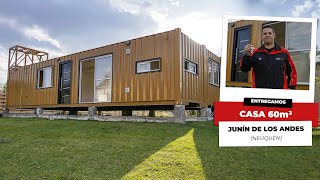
{"left": 6, "top": 28, "right": 220, "bottom": 116}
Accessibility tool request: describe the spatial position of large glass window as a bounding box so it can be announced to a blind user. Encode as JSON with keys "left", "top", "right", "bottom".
{"left": 287, "top": 22, "right": 311, "bottom": 51}
{"left": 80, "top": 55, "right": 112, "bottom": 103}
{"left": 37, "top": 66, "right": 53, "bottom": 89}
{"left": 209, "top": 59, "right": 220, "bottom": 86}
{"left": 289, "top": 51, "right": 310, "bottom": 84}
{"left": 263, "top": 21, "right": 312, "bottom": 84}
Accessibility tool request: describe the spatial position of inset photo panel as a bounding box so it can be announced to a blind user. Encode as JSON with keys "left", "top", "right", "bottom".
{"left": 220, "top": 15, "right": 318, "bottom": 103}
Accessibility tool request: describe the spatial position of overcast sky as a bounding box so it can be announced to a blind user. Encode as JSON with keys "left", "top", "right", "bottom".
{"left": 0, "top": 0, "right": 320, "bottom": 83}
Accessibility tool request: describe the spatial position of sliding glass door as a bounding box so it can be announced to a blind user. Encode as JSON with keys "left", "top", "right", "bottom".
{"left": 79, "top": 54, "right": 112, "bottom": 103}
{"left": 95, "top": 56, "right": 112, "bottom": 102}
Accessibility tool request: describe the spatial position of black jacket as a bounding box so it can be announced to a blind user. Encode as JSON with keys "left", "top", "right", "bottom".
{"left": 240, "top": 43, "right": 297, "bottom": 89}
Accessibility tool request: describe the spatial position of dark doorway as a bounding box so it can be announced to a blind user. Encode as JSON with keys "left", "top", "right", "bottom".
{"left": 58, "top": 61, "right": 71, "bottom": 104}
{"left": 232, "top": 27, "right": 251, "bottom": 82}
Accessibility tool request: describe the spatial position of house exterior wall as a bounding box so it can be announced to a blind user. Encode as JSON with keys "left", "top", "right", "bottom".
{"left": 180, "top": 33, "right": 220, "bottom": 107}
{"left": 6, "top": 28, "right": 220, "bottom": 109}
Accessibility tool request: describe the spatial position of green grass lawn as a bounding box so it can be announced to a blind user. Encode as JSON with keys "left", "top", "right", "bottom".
{"left": 0, "top": 118, "right": 319, "bottom": 179}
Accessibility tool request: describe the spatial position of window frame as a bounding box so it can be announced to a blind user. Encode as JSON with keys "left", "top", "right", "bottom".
{"left": 136, "top": 58, "right": 161, "bottom": 74}
{"left": 58, "top": 61, "right": 72, "bottom": 104}
{"left": 209, "top": 59, "right": 220, "bottom": 87}
{"left": 37, "top": 66, "right": 53, "bottom": 89}
{"left": 184, "top": 59, "right": 198, "bottom": 75}
{"left": 94, "top": 55, "right": 113, "bottom": 102}
{"left": 79, "top": 54, "right": 113, "bottom": 103}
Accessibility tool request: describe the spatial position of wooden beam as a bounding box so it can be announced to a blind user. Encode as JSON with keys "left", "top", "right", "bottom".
{"left": 15, "top": 49, "right": 17, "bottom": 67}
{"left": 11, "top": 45, "right": 48, "bottom": 55}
{"left": 8, "top": 50, "right": 11, "bottom": 69}
{"left": 17, "top": 58, "right": 24, "bottom": 66}
{"left": 26, "top": 54, "right": 32, "bottom": 63}
{"left": 9, "top": 50, "right": 15, "bottom": 67}
{"left": 17, "top": 53, "right": 25, "bottom": 62}
{"left": 9, "top": 45, "right": 18, "bottom": 50}
{"left": 8, "top": 45, "right": 49, "bottom": 69}
{"left": 14, "top": 45, "right": 43, "bottom": 52}
{"left": 24, "top": 53, "right": 27, "bottom": 66}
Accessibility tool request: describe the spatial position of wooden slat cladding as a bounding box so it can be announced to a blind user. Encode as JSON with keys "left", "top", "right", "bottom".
{"left": 180, "top": 33, "right": 221, "bottom": 106}
{"left": 111, "top": 29, "right": 180, "bottom": 103}
{"left": 206, "top": 50, "right": 220, "bottom": 106}
{"left": 7, "top": 59, "right": 56, "bottom": 107}
{"left": 7, "top": 29, "right": 183, "bottom": 108}
{"left": 7, "top": 28, "right": 220, "bottom": 109}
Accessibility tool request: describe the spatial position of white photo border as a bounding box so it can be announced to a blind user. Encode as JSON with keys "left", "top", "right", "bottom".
{"left": 220, "top": 15, "right": 318, "bottom": 103}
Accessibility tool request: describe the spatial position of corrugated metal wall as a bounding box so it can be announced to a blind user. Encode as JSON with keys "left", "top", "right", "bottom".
{"left": 181, "top": 33, "right": 203, "bottom": 104}
{"left": 180, "top": 32, "right": 220, "bottom": 107}
{"left": 206, "top": 49, "right": 221, "bottom": 105}
{"left": 7, "top": 58, "right": 57, "bottom": 107}
{"left": 7, "top": 29, "right": 220, "bottom": 109}
{"left": 7, "top": 29, "right": 182, "bottom": 108}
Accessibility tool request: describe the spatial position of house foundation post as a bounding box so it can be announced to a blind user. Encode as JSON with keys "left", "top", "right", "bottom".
{"left": 35, "top": 108, "right": 43, "bottom": 117}
{"left": 174, "top": 105, "right": 186, "bottom": 124}
{"left": 200, "top": 108, "right": 212, "bottom": 117}
{"left": 88, "top": 106, "right": 97, "bottom": 116}
{"left": 2, "top": 108, "right": 9, "bottom": 114}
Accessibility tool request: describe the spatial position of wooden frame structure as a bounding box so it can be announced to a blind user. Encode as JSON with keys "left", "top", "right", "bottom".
{"left": 8, "top": 45, "right": 48, "bottom": 69}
